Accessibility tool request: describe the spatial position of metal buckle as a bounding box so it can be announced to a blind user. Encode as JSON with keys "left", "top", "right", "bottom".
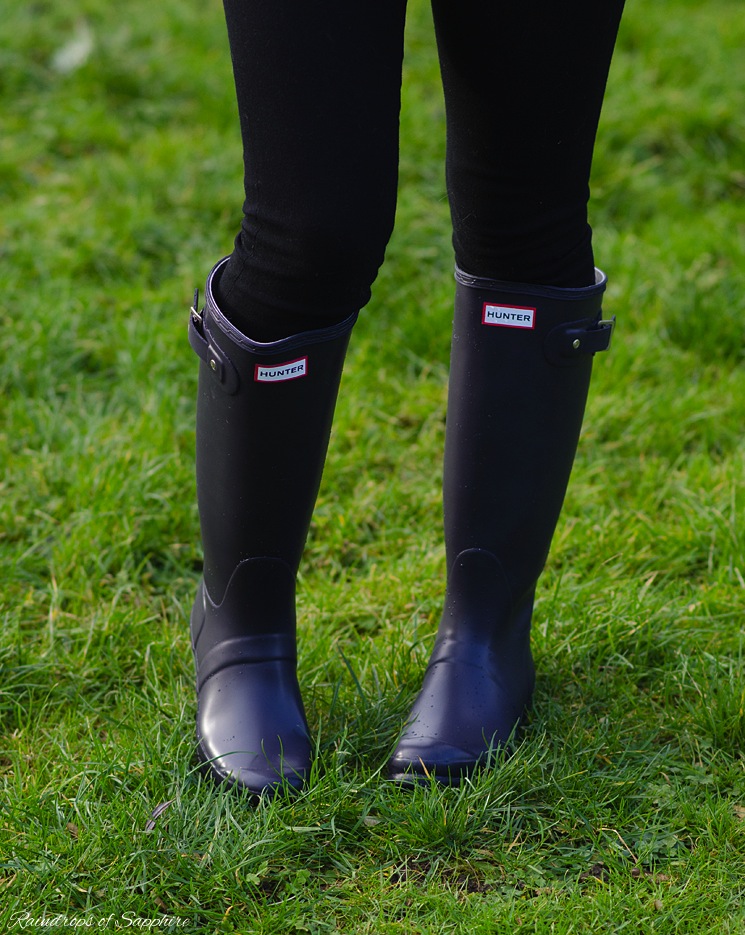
{"left": 190, "top": 288, "right": 203, "bottom": 328}
{"left": 597, "top": 316, "right": 616, "bottom": 350}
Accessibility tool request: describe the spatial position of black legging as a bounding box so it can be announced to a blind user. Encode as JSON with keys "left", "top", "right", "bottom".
{"left": 217, "top": 0, "right": 626, "bottom": 339}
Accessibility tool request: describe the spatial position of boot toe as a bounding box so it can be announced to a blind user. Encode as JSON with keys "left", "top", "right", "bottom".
{"left": 195, "top": 663, "right": 311, "bottom": 798}
{"left": 387, "top": 738, "right": 481, "bottom": 785}
{"left": 197, "top": 740, "right": 309, "bottom": 798}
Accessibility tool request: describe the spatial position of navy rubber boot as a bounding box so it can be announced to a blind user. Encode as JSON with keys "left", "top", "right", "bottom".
{"left": 388, "top": 267, "right": 613, "bottom": 784}
{"left": 188, "top": 258, "right": 356, "bottom": 797}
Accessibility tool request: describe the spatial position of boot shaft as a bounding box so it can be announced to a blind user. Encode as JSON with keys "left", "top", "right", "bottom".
{"left": 189, "top": 258, "right": 356, "bottom": 603}
{"left": 444, "top": 267, "right": 613, "bottom": 603}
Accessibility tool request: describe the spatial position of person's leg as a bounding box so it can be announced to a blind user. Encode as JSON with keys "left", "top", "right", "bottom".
{"left": 192, "top": 0, "right": 407, "bottom": 796}
{"left": 389, "top": 0, "right": 625, "bottom": 783}
{"left": 217, "top": 0, "right": 408, "bottom": 340}
{"left": 433, "top": 0, "right": 626, "bottom": 288}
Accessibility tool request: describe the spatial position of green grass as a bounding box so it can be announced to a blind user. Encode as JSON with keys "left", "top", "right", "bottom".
{"left": 2, "top": 0, "right": 745, "bottom": 931}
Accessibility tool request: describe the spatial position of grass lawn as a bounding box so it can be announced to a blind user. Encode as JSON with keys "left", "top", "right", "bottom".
{"left": 1, "top": 0, "right": 744, "bottom": 931}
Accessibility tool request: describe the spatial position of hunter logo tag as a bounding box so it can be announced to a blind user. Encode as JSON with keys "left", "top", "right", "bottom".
{"left": 254, "top": 356, "right": 308, "bottom": 383}
{"left": 482, "top": 303, "right": 536, "bottom": 329}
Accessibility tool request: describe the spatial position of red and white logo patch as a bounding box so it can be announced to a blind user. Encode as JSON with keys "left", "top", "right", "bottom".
{"left": 482, "top": 303, "right": 536, "bottom": 329}
{"left": 254, "top": 356, "right": 308, "bottom": 383}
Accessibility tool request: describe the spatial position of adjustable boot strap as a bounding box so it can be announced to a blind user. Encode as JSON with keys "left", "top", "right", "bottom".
{"left": 544, "top": 315, "right": 615, "bottom": 367}
{"left": 188, "top": 290, "right": 240, "bottom": 394}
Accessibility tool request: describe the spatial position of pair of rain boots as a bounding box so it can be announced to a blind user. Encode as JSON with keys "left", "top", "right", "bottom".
{"left": 188, "top": 257, "right": 613, "bottom": 795}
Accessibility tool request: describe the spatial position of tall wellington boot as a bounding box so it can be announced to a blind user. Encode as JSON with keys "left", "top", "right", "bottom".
{"left": 188, "top": 258, "right": 356, "bottom": 797}
{"left": 388, "top": 266, "right": 614, "bottom": 784}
